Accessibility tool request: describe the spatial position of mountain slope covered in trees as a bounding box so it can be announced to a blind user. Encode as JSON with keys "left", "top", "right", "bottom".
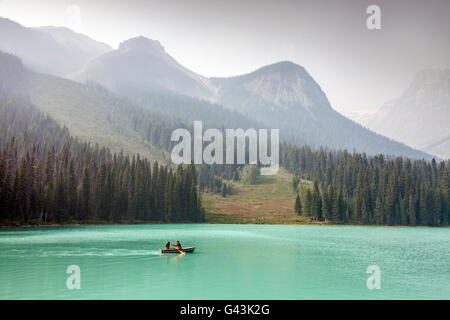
{"left": 0, "top": 50, "right": 447, "bottom": 228}
{"left": 0, "top": 83, "right": 204, "bottom": 225}
{"left": 0, "top": 18, "right": 438, "bottom": 159}
{"left": 74, "top": 35, "right": 431, "bottom": 159}
{"left": 204, "top": 144, "right": 449, "bottom": 226}
{"left": 0, "top": 50, "right": 183, "bottom": 163}
{"left": 282, "top": 144, "right": 449, "bottom": 226}
{"left": 1, "top": 49, "right": 268, "bottom": 166}
{"left": 211, "top": 62, "right": 433, "bottom": 159}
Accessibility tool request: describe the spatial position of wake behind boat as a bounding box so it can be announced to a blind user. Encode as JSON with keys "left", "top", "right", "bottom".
{"left": 160, "top": 246, "right": 195, "bottom": 253}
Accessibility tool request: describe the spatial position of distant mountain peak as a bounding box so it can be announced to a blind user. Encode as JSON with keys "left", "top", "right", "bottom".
{"left": 366, "top": 67, "right": 450, "bottom": 159}
{"left": 119, "top": 36, "right": 165, "bottom": 53}
{"left": 76, "top": 35, "right": 213, "bottom": 99}
{"left": 36, "top": 25, "right": 112, "bottom": 57}
{"left": 211, "top": 60, "right": 330, "bottom": 114}
{"left": 0, "top": 51, "right": 25, "bottom": 91}
{"left": 258, "top": 60, "right": 307, "bottom": 73}
{"left": 247, "top": 61, "right": 315, "bottom": 86}
{"left": 39, "top": 25, "right": 73, "bottom": 32}
{"left": 403, "top": 68, "right": 450, "bottom": 98}
{"left": 0, "top": 17, "right": 20, "bottom": 26}
{"left": 0, "top": 17, "right": 112, "bottom": 76}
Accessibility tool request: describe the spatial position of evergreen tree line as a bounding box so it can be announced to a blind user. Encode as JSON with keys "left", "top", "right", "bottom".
{"left": 118, "top": 86, "right": 263, "bottom": 132}
{"left": 85, "top": 82, "right": 265, "bottom": 194}
{"left": 282, "top": 144, "right": 449, "bottom": 226}
{"left": 83, "top": 85, "right": 271, "bottom": 192}
{"left": 197, "top": 164, "right": 234, "bottom": 196}
{"left": 2, "top": 52, "right": 447, "bottom": 227}
{"left": 0, "top": 92, "right": 204, "bottom": 224}
{"left": 86, "top": 81, "right": 182, "bottom": 152}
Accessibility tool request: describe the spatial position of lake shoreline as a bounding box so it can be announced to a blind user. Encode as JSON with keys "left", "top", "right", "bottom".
{"left": 1, "top": 220, "right": 447, "bottom": 230}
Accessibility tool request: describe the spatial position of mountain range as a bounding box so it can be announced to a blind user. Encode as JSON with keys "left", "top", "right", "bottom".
{"left": 365, "top": 69, "right": 450, "bottom": 159}
{"left": 0, "top": 17, "right": 437, "bottom": 160}
{"left": 0, "top": 17, "right": 111, "bottom": 76}
{"left": 73, "top": 36, "right": 430, "bottom": 158}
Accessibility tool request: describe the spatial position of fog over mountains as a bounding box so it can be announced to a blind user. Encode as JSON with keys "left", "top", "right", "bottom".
{"left": 0, "top": 17, "right": 440, "bottom": 159}
{"left": 74, "top": 36, "right": 430, "bottom": 158}
{"left": 74, "top": 36, "right": 213, "bottom": 99}
{"left": 366, "top": 69, "right": 450, "bottom": 159}
{"left": 0, "top": 17, "right": 111, "bottom": 76}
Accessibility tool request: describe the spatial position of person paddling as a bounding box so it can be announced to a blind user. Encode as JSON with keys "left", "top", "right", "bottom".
{"left": 173, "top": 241, "right": 182, "bottom": 250}
{"left": 165, "top": 241, "right": 171, "bottom": 250}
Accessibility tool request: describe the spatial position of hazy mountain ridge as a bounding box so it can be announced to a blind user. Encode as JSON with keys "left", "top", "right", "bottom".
{"left": 0, "top": 50, "right": 267, "bottom": 166}
{"left": 74, "top": 36, "right": 214, "bottom": 99}
{"left": 366, "top": 69, "right": 450, "bottom": 159}
{"left": 0, "top": 50, "right": 173, "bottom": 163}
{"left": 74, "top": 37, "right": 431, "bottom": 158}
{"left": 120, "top": 86, "right": 264, "bottom": 131}
{"left": 0, "top": 17, "right": 111, "bottom": 76}
{"left": 0, "top": 16, "right": 436, "bottom": 159}
{"left": 209, "top": 61, "right": 432, "bottom": 158}
{"left": 36, "top": 26, "right": 112, "bottom": 68}
{"left": 211, "top": 61, "right": 331, "bottom": 115}
{"left": 0, "top": 51, "right": 25, "bottom": 91}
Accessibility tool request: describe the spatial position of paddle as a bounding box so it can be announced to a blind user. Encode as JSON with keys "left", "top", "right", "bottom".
{"left": 172, "top": 244, "right": 185, "bottom": 255}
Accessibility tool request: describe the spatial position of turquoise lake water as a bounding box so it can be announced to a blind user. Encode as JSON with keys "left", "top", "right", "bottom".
{"left": 0, "top": 224, "right": 449, "bottom": 299}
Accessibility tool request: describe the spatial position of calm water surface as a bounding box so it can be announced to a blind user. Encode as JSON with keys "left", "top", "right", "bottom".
{"left": 0, "top": 224, "right": 449, "bottom": 299}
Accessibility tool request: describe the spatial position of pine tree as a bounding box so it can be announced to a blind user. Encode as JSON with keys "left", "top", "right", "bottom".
{"left": 54, "top": 171, "right": 66, "bottom": 223}
{"left": 67, "top": 159, "right": 77, "bottom": 220}
{"left": 222, "top": 183, "right": 227, "bottom": 198}
{"left": 295, "top": 192, "right": 302, "bottom": 215}
{"left": 304, "top": 189, "right": 312, "bottom": 217}
{"left": 374, "top": 196, "right": 383, "bottom": 225}
{"left": 44, "top": 150, "right": 55, "bottom": 222}
{"left": 311, "top": 182, "right": 322, "bottom": 221}
{"left": 434, "top": 190, "right": 443, "bottom": 226}
{"left": 321, "top": 186, "right": 331, "bottom": 221}
{"left": 332, "top": 186, "right": 343, "bottom": 223}
{"left": 292, "top": 176, "right": 300, "bottom": 192}
{"left": 408, "top": 194, "right": 416, "bottom": 226}
{"left": 80, "top": 166, "right": 90, "bottom": 221}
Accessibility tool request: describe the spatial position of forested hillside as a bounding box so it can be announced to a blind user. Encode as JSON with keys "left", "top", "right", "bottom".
{"left": 205, "top": 144, "right": 449, "bottom": 227}
{"left": 0, "top": 89, "right": 204, "bottom": 225}
{"left": 282, "top": 145, "right": 449, "bottom": 226}
{"left": 25, "top": 73, "right": 173, "bottom": 162}
{"left": 119, "top": 87, "right": 263, "bottom": 130}
{"left": 211, "top": 61, "right": 432, "bottom": 159}
{"left": 1, "top": 51, "right": 448, "bottom": 228}
{"left": 76, "top": 38, "right": 432, "bottom": 158}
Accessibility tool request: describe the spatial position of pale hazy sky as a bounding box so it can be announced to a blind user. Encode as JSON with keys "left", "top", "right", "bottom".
{"left": 0, "top": 0, "right": 449, "bottom": 115}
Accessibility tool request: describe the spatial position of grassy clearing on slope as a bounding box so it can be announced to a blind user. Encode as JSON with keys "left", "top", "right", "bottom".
{"left": 26, "top": 72, "right": 169, "bottom": 163}
{"left": 203, "top": 168, "right": 314, "bottom": 224}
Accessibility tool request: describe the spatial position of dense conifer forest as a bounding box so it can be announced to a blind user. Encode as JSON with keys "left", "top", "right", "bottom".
{"left": 1, "top": 89, "right": 448, "bottom": 227}
{"left": 282, "top": 144, "right": 449, "bottom": 226}
{"left": 0, "top": 51, "right": 448, "bottom": 227}
{"left": 0, "top": 92, "right": 204, "bottom": 224}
